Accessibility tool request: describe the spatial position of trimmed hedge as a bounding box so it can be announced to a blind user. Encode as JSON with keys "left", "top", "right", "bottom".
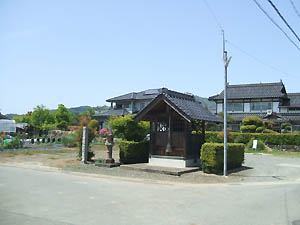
{"left": 201, "top": 143, "right": 245, "bottom": 174}
{"left": 205, "top": 131, "right": 300, "bottom": 145}
{"left": 119, "top": 140, "right": 149, "bottom": 164}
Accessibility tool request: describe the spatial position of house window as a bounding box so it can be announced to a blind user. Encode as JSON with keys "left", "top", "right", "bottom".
{"left": 228, "top": 103, "right": 243, "bottom": 112}
{"left": 140, "top": 103, "right": 145, "bottom": 110}
{"left": 251, "top": 102, "right": 272, "bottom": 111}
{"left": 123, "top": 104, "right": 130, "bottom": 109}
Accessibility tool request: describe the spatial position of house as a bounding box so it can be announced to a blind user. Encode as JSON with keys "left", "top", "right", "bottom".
{"left": 135, "top": 88, "right": 220, "bottom": 168}
{"left": 208, "top": 81, "right": 300, "bottom": 131}
{"left": 94, "top": 88, "right": 169, "bottom": 129}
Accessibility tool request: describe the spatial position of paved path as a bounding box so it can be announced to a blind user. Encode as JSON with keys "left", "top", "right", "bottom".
{"left": 1, "top": 164, "right": 300, "bottom": 225}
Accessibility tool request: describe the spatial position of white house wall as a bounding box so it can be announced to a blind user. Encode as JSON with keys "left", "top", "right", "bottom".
{"left": 217, "top": 103, "right": 223, "bottom": 113}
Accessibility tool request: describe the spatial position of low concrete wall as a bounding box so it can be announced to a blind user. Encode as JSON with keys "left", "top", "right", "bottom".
{"left": 149, "top": 156, "right": 200, "bottom": 168}
{"left": 268, "top": 145, "right": 300, "bottom": 152}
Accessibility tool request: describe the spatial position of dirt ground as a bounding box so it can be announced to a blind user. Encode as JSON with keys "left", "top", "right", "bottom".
{"left": 0, "top": 144, "right": 120, "bottom": 169}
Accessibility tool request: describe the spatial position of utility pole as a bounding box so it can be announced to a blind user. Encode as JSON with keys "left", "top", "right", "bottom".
{"left": 222, "top": 30, "right": 232, "bottom": 176}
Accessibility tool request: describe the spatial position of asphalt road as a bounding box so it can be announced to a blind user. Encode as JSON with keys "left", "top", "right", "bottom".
{"left": 1, "top": 164, "right": 300, "bottom": 225}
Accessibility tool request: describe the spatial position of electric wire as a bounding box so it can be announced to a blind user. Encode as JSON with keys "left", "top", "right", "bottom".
{"left": 289, "top": 0, "right": 300, "bottom": 19}
{"left": 201, "top": 0, "right": 297, "bottom": 78}
{"left": 226, "top": 40, "right": 296, "bottom": 78}
{"left": 202, "top": 0, "right": 223, "bottom": 31}
{"left": 252, "top": 0, "right": 300, "bottom": 52}
{"left": 267, "top": 0, "right": 300, "bottom": 42}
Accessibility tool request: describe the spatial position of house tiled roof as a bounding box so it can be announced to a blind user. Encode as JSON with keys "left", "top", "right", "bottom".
{"left": 94, "top": 109, "right": 129, "bottom": 117}
{"left": 228, "top": 112, "right": 300, "bottom": 122}
{"left": 209, "top": 82, "right": 287, "bottom": 100}
{"left": 106, "top": 88, "right": 164, "bottom": 102}
{"left": 135, "top": 89, "right": 221, "bottom": 123}
{"left": 0, "top": 113, "right": 9, "bottom": 120}
{"left": 280, "top": 93, "right": 300, "bottom": 108}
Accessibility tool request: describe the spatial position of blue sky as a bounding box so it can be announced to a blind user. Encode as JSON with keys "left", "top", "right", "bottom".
{"left": 1, "top": 0, "right": 299, "bottom": 114}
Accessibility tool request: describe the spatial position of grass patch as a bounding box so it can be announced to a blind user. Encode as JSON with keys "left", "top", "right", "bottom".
{"left": 0, "top": 148, "right": 77, "bottom": 157}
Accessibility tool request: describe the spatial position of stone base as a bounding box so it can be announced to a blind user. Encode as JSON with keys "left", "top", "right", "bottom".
{"left": 95, "top": 162, "right": 120, "bottom": 168}
{"left": 105, "top": 158, "right": 115, "bottom": 163}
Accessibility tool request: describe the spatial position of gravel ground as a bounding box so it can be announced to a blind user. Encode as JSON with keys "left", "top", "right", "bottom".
{"left": 62, "top": 153, "right": 300, "bottom": 184}
{"left": 1, "top": 145, "right": 300, "bottom": 184}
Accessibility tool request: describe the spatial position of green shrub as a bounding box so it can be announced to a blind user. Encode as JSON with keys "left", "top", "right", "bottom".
{"left": 205, "top": 131, "right": 234, "bottom": 143}
{"left": 240, "top": 125, "right": 256, "bottom": 133}
{"left": 263, "top": 120, "right": 275, "bottom": 130}
{"left": 62, "top": 133, "right": 78, "bottom": 147}
{"left": 255, "top": 126, "right": 265, "bottom": 133}
{"left": 263, "top": 129, "right": 277, "bottom": 133}
{"left": 207, "top": 131, "right": 300, "bottom": 145}
{"left": 234, "top": 133, "right": 252, "bottom": 144}
{"left": 109, "top": 115, "right": 149, "bottom": 142}
{"left": 201, "top": 143, "right": 244, "bottom": 174}
{"left": 246, "top": 139, "right": 265, "bottom": 151}
{"left": 119, "top": 140, "right": 149, "bottom": 164}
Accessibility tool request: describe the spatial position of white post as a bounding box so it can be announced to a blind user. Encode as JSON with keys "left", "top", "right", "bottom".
{"left": 82, "top": 126, "right": 88, "bottom": 164}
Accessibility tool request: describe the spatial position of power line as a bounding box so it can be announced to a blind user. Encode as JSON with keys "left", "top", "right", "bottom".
{"left": 226, "top": 40, "right": 296, "bottom": 78}
{"left": 252, "top": 0, "right": 300, "bottom": 52}
{"left": 289, "top": 0, "right": 300, "bottom": 19}
{"left": 267, "top": 0, "right": 300, "bottom": 42}
{"left": 202, "top": 0, "right": 223, "bottom": 31}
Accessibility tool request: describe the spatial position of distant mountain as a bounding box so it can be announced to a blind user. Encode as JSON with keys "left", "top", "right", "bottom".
{"left": 4, "top": 114, "right": 19, "bottom": 120}
{"left": 194, "top": 96, "right": 216, "bottom": 113}
{"left": 67, "top": 106, "right": 91, "bottom": 114}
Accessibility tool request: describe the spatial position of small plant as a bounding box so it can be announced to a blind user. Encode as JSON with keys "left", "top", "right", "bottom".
{"left": 95, "top": 157, "right": 105, "bottom": 163}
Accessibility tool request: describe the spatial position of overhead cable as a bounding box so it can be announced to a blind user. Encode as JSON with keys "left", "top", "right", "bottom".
{"left": 252, "top": 0, "right": 300, "bottom": 52}
{"left": 267, "top": 0, "right": 300, "bottom": 42}
{"left": 226, "top": 40, "right": 296, "bottom": 78}
{"left": 289, "top": 0, "right": 300, "bottom": 19}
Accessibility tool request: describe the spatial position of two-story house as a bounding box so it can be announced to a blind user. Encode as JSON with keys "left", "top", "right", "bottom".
{"left": 208, "top": 81, "right": 300, "bottom": 131}
{"left": 94, "top": 88, "right": 165, "bottom": 129}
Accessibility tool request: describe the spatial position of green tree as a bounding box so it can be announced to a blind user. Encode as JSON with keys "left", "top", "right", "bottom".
{"left": 55, "top": 104, "right": 71, "bottom": 130}
{"left": 30, "top": 105, "right": 55, "bottom": 135}
{"left": 108, "top": 115, "right": 149, "bottom": 142}
{"left": 79, "top": 106, "right": 95, "bottom": 118}
{"left": 241, "top": 116, "right": 264, "bottom": 133}
{"left": 13, "top": 112, "right": 32, "bottom": 124}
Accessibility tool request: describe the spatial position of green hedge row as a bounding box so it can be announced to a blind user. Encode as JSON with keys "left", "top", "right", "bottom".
{"left": 200, "top": 143, "right": 245, "bottom": 174}
{"left": 119, "top": 140, "right": 149, "bottom": 164}
{"left": 204, "top": 131, "right": 300, "bottom": 145}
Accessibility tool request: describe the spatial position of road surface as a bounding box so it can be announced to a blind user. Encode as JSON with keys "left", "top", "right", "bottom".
{"left": 0, "top": 165, "right": 300, "bottom": 225}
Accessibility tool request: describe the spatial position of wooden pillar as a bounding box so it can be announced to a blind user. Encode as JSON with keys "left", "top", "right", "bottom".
{"left": 201, "top": 120, "right": 206, "bottom": 144}
{"left": 149, "top": 121, "right": 153, "bottom": 157}
{"left": 166, "top": 108, "right": 172, "bottom": 153}
{"left": 184, "top": 121, "right": 190, "bottom": 160}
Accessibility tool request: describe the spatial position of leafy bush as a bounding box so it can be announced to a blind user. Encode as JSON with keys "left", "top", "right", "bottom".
{"left": 241, "top": 116, "right": 264, "bottom": 133}
{"left": 109, "top": 115, "right": 149, "bottom": 142}
{"left": 200, "top": 143, "right": 244, "bottom": 174}
{"left": 240, "top": 125, "right": 257, "bottom": 133}
{"left": 263, "top": 129, "right": 277, "bottom": 133}
{"left": 255, "top": 126, "right": 265, "bottom": 133}
{"left": 1, "top": 137, "right": 21, "bottom": 149}
{"left": 61, "top": 133, "right": 78, "bottom": 147}
{"left": 207, "top": 131, "right": 300, "bottom": 145}
{"left": 205, "top": 131, "right": 234, "bottom": 143}
{"left": 263, "top": 120, "right": 275, "bottom": 130}
{"left": 246, "top": 139, "right": 265, "bottom": 151}
{"left": 119, "top": 140, "right": 149, "bottom": 164}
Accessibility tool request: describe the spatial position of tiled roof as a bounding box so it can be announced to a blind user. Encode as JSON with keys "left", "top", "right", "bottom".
{"left": 94, "top": 109, "right": 129, "bottom": 117}
{"left": 228, "top": 112, "right": 300, "bottom": 122}
{"left": 209, "top": 82, "right": 287, "bottom": 100}
{"left": 280, "top": 93, "right": 300, "bottom": 108}
{"left": 0, "top": 113, "right": 9, "bottom": 120}
{"left": 135, "top": 89, "right": 221, "bottom": 123}
{"left": 106, "top": 88, "right": 164, "bottom": 102}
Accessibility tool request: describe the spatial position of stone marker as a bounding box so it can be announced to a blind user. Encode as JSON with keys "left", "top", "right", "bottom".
{"left": 82, "top": 126, "right": 88, "bottom": 164}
